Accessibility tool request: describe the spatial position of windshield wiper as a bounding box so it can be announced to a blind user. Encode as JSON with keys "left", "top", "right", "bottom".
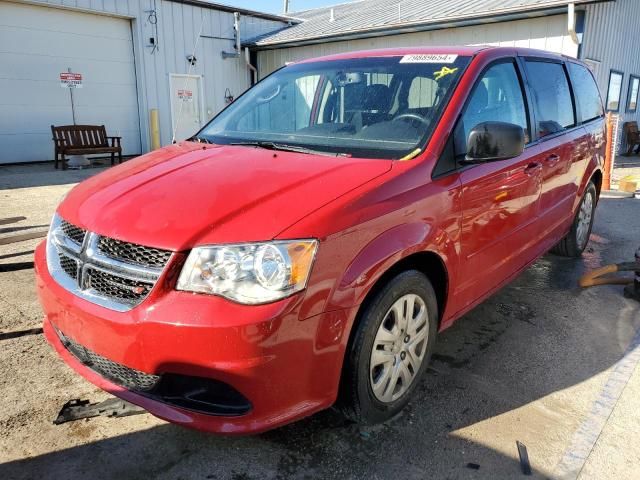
{"left": 230, "top": 141, "right": 345, "bottom": 157}
{"left": 188, "top": 136, "right": 213, "bottom": 144}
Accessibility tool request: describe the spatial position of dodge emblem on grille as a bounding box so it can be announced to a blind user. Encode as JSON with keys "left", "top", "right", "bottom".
{"left": 96, "top": 276, "right": 147, "bottom": 295}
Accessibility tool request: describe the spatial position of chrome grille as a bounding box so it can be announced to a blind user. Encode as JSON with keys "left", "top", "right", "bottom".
{"left": 60, "top": 220, "right": 86, "bottom": 245}
{"left": 46, "top": 215, "right": 172, "bottom": 312}
{"left": 57, "top": 327, "right": 160, "bottom": 392}
{"left": 98, "top": 237, "right": 172, "bottom": 268}
{"left": 87, "top": 268, "right": 153, "bottom": 304}
{"left": 59, "top": 254, "right": 78, "bottom": 278}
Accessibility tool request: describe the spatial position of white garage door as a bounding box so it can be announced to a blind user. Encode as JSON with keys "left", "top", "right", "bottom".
{"left": 0, "top": 2, "right": 141, "bottom": 164}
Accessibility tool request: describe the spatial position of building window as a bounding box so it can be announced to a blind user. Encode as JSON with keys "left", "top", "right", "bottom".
{"left": 627, "top": 76, "right": 639, "bottom": 113}
{"left": 606, "top": 70, "right": 624, "bottom": 112}
{"left": 408, "top": 77, "right": 438, "bottom": 109}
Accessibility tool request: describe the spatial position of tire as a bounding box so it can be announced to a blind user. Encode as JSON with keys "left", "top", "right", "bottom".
{"left": 339, "top": 270, "right": 438, "bottom": 424}
{"left": 551, "top": 182, "right": 597, "bottom": 257}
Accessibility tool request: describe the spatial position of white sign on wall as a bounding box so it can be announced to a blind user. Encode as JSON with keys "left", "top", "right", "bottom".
{"left": 60, "top": 72, "right": 83, "bottom": 88}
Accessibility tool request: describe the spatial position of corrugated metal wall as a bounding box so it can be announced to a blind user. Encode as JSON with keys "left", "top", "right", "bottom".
{"left": 582, "top": 0, "right": 640, "bottom": 129}
{"left": 257, "top": 15, "right": 578, "bottom": 77}
{"left": 12, "top": 0, "right": 286, "bottom": 152}
{"left": 130, "top": 0, "right": 286, "bottom": 148}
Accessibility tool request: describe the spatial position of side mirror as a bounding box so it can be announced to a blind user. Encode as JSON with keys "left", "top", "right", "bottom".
{"left": 465, "top": 121, "right": 525, "bottom": 162}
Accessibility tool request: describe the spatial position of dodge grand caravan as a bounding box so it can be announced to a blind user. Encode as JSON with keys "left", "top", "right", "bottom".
{"left": 36, "top": 47, "right": 605, "bottom": 434}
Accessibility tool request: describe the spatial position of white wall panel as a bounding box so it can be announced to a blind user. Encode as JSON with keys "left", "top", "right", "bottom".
{"left": 0, "top": 1, "right": 140, "bottom": 163}
{"left": 0, "top": 0, "right": 287, "bottom": 162}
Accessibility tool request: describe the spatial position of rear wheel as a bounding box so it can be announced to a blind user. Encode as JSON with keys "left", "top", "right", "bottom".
{"left": 339, "top": 270, "right": 438, "bottom": 424}
{"left": 551, "top": 182, "right": 597, "bottom": 257}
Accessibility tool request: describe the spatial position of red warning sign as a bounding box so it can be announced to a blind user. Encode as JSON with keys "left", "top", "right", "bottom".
{"left": 60, "top": 72, "right": 83, "bottom": 88}
{"left": 177, "top": 89, "right": 193, "bottom": 101}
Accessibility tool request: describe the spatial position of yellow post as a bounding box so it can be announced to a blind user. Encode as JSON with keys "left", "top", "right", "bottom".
{"left": 150, "top": 109, "right": 160, "bottom": 150}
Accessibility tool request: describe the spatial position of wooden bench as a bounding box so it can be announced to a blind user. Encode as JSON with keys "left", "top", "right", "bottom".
{"left": 623, "top": 121, "right": 640, "bottom": 156}
{"left": 51, "top": 125, "right": 122, "bottom": 169}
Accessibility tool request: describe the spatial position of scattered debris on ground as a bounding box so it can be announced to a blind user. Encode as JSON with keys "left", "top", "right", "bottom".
{"left": 516, "top": 441, "right": 532, "bottom": 476}
{"left": 53, "top": 398, "right": 147, "bottom": 425}
{"left": 0, "top": 326, "right": 43, "bottom": 341}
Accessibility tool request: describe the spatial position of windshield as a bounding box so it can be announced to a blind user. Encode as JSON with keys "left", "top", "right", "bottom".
{"left": 198, "top": 55, "right": 470, "bottom": 159}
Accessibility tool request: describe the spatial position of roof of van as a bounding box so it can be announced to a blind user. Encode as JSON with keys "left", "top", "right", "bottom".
{"left": 291, "top": 46, "right": 570, "bottom": 64}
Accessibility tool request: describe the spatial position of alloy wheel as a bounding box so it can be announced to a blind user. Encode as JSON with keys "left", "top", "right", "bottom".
{"left": 369, "top": 294, "right": 429, "bottom": 403}
{"left": 576, "top": 190, "right": 594, "bottom": 249}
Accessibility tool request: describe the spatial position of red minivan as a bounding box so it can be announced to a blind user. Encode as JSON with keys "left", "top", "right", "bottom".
{"left": 35, "top": 46, "right": 605, "bottom": 434}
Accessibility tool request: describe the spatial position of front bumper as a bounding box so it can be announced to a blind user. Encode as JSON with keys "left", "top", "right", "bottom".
{"left": 35, "top": 242, "right": 357, "bottom": 434}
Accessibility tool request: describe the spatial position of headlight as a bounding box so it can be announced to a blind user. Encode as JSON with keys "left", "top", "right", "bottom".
{"left": 176, "top": 240, "right": 318, "bottom": 304}
{"left": 46, "top": 213, "right": 62, "bottom": 273}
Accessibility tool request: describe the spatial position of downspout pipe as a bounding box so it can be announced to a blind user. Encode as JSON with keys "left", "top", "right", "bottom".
{"left": 220, "top": 13, "right": 257, "bottom": 85}
{"left": 245, "top": 47, "right": 257, "bottom": 85}
{"left": 568, "top": 2, "right": 579, "bottom": 44}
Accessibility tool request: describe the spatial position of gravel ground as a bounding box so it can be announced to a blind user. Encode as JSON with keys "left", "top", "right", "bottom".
{"left": 0, "top": 163, "right": 639, "bottom": 480}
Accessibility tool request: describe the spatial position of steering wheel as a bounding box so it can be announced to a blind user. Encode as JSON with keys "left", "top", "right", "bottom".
{"left": 392, "top": 113, "right": 429, "bottom": 126}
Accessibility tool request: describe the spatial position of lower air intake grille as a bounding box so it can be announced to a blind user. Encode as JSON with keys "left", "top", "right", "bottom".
{"left": 54, "top": 326, "right": 252, "bottom": 416}
{"left": 58, "top": 329, "right": 160, "bottom": 392}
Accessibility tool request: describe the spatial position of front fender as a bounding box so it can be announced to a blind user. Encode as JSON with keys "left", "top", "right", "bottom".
{"left": 327, "top": 221, "right": 457, "bottom": 312}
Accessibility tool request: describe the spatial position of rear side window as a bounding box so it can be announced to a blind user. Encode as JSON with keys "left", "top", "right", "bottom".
{"left": 567, "top": 63, "right": 604, "bottom": 122}
{"left": 454, "top": 62, "right": 529, "bottom": 157}
{"left": 524, "top": 60, "right": 575, "bottom": 138}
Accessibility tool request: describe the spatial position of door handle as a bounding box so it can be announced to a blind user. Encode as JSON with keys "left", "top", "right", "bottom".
{"left": 524, "top": 161, "right": 543, "bottom": 176}
{"left": 545, "top": 154, "right": 561, "bottom": 166}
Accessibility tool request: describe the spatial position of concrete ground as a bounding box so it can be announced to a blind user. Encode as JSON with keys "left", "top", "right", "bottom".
{"left": 612, "top": 155, "right": 640, "bottom": 190}
{"left": 1, "top": 162, "right": 639, "bottom": 480}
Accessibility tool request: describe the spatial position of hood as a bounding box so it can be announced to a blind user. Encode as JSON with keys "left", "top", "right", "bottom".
{"left": 58, "top": 142, "right": 391, "bottom": 250}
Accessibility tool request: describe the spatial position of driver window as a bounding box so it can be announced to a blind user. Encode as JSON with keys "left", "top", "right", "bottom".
{"left": 454, "top": 62, "right": 529, "bottom": 157}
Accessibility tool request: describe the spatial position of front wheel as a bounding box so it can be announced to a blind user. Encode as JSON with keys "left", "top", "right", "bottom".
{"left": 551, "top": 182, "right": 597, "bottom": 257}
{"left": 339, "top": 270, "right": 438, "bottom": 424}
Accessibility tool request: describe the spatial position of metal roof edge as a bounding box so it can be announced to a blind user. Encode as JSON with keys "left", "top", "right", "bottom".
{"left": 250, "top": 7, "right": 568, "bottom": 50}
{"left": 243, "top": 25, "right": 300, "bottom": 46}
{"left": 167, "top": 0, "right": 300, "bottom": 23}
{"left": 286, "top": 0, "right": 610, "bottom": 20}
{"left": 291, "top": 0, "right": 368, "bottom": 16}
{"left": 251, "top": 0, "right": 614, "bottom": 49}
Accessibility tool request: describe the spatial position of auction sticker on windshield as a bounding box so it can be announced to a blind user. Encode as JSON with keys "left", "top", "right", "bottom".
{"left": 400, "top": 54, "right": 458, "bottom": 64}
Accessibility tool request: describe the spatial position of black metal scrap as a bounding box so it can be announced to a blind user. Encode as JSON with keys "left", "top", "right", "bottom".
{"left": 516, "top": 440, "right": 532, "bottom": 476}
{"left": 53, "top": 398, "right": 147, "bottom": 425}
